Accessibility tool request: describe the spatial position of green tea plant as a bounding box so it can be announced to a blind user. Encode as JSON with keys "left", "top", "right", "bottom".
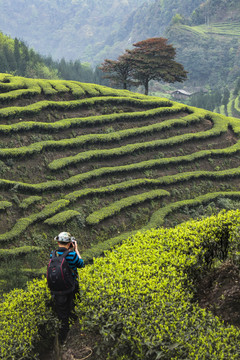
{"left": 75, "top": 209, "right": 240, "bottom": 359}
{"left": 44, "top": 209, "right": 80, "bottom": 225}
{"left": 19, "top": 196, "right": 42, "bottom": 209}
{"left": 2, "top": 210, "right": 240, "bottom": 359}
{"left": 86, "top": 189, "right": 169, "bottom": 225}
{"left": 1, "top": 74, "right": 240, "bottom": 280}
{"left": 0, "top": 278, "right": 58, "bottom": 359}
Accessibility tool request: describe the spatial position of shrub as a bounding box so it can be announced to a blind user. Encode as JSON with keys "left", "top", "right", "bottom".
{"left": 47, "top": 112, "right": 227, "bottom": 170}
{"left": 19, "top": 196, "right": 42, "bottom": 209}
{"left": 76, "top": 209, "right": 240, "bottom": 359}
{"left": 2, "top": 210, "right": 240, "bottom": 359}
{"left": 86, "top": 189, "right": 170, "bottom": 225}
{"left": 0, "top": 199, "right": 69, "bottom": 243}
{"left": 44, "top": 209, "right": 80, "bottom": 225}
{"left": 0, "top": 278, "right": 57, "bottom": 360}
{"left": 0, "top": 200, "right": 12, "bottom": 211}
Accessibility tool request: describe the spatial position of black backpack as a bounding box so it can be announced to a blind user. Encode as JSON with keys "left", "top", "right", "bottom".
{"left": 47, "top": 249, "right": 75, "bottom": 295}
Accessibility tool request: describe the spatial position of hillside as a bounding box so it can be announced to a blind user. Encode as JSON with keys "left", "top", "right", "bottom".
{"left": 166, "top": 0, "right": 240, "bottom": 89}
{"left": 1, "top": 74, "right": 240, "bottom": 291}
{"left": 0, "top": 0, "right": 205, "bottom": 66}
{"left": 94, "top": 0, "right": 204, "bottom": 64}
{"left": 1, "top": 0, "right": 239, "bottom": 93}
{"left": 0, "top": 0, "right": 151, "bottom": 64}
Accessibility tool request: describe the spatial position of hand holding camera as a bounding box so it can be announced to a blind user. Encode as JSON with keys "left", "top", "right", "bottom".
{"left": 70, "top": 237, "right": 77, "bottom": 248}
{"left": 69, "top": 236, "right": 81, "bottom": 258}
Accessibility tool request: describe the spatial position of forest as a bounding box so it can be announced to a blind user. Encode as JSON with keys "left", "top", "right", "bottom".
{"left": 0, "top": 31, "right": 107, "bottom": 85}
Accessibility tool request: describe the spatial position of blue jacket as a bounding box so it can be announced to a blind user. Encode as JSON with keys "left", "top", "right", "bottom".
{"left": 50, "top": 246, "right": 84, "bottom": 278}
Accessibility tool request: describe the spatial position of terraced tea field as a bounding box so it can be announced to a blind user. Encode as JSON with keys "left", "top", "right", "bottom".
{"left": 179, "top": 21, "right": 240, "bottom": 38}
{"left": 1, "top": 73, "right": 240, "bottom": 281}
{"left": 216, "top": 90, "right": 240, "bottom": 119}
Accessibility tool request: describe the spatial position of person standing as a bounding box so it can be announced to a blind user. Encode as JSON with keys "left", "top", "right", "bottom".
{"left": 48, "top": 231, "right": 84, "bottom": 344}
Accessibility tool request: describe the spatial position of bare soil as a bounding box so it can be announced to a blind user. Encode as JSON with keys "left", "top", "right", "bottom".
{"left": 195, "top": 260, "right": 240, "bottom": 327}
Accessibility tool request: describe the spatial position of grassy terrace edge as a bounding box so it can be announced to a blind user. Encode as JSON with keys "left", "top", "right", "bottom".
{"left": 1, "top": 74, "right": 240, "bottom": 275}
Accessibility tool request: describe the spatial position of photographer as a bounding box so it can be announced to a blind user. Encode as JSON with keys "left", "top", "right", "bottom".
{"left": 48, "top": 231, "right": 84, "bottom": 344}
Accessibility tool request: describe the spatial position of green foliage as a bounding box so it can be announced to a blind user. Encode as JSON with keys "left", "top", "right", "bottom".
{"left": 76, "top": 209, "right": 240, "bottom": 359}
{"left": 0, "top": 0, "right": 151, "bottom": 65}
{"left": 0, "top": 31, "right": 99, "bottom": 83}
{"left": 48, "top": 110, "right": 227, "bottom": 170}
{"left": 0, "top": 245, "right": 41, "bottom": 260}
{"left": 0, "top": 33, "right": 58, "bottom": 79}
{"left": 19, "top": 196, "right": 42, "bottom": 209}
{"left": 1, "top": 74, "right": 240, "bottom": 281}
{"left": 0, "top": 92, "right": 170, "bottom": 121}
{"left": 2, "top": 210, "right": 240, "bottom": 359}
{"left": 0, "top": 278, "right": 57, "bottom": 359}
{"left": 44, "top": 209, "right": 80, "bottom": 225}
{"left": 166, "top": 10, "right": 240, "bottom": 90}
{"left": 0, "top": 98, "right": 177, "bottom": 139}
{"left": 0, "top": 199, "right": 69, "bottom": 244}
{"left": 0, "top": 200, "right": 12, "bottom": 211}
{"left": 148, "top": 191, "right": 240, "bottom": 230}
{"left": 86, "top": 189, "right": 170, "bottom": 225}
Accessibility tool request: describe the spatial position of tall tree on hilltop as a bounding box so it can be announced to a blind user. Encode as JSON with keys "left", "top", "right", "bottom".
{"left": 99, "top": 54, "right": 133, "bottom": 90}
{"left": 126, "top": 37, "right": 188, "bottom": 95}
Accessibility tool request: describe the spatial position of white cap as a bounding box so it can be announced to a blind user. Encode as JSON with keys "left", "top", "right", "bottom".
{"left": 55, "top": 231, "right": 72, "bottom": 243}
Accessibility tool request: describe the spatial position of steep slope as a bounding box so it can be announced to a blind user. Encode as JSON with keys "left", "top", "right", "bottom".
{"left": 1, "top": 74, "right": 240, "bottom": 292}
{"left": 166, "top": 0, "right": 240, "bottom": 88}
{"left": 0, "top": 0, "right": 204, "bottom": 65}
{"left": 101, "top": 0, "right": 203, "bottom": 61}
{"left": 0, "top": 0, "right": 150, "bottom": 63}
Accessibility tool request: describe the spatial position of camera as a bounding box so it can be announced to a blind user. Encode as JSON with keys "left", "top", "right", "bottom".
{"left": 70, "top": 237, "right": 77, "bottom": 248}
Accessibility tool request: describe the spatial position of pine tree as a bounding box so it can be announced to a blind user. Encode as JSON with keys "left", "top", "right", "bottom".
{"left": 0, "top": 48, "right": 9, "bottom": 73}
{"left": 14, "top": 38, "right": 21, "bottom": 73}
{"left": 3, "top": 44, "right": 17, "bottom": 72}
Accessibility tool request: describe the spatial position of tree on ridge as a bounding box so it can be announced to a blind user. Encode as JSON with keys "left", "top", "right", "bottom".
{"left": 100, "top": 37, "right": 188, "bottom": 95}
{"left": 99, "top": 53, "right": 133, "bottom": 90}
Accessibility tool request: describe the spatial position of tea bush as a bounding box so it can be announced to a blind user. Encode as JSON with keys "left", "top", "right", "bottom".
{"left": 49, "top": 80, "right": 70, "bottom": 93}
{"left": 48, "top": 113, "right": 227, "bottom": 170}
{"left": 66, "top": 81, "right": 85, "bottom": 96}
{"left": 86, "top": 189, "right": 170, "bottom": 225}
{"left": 0, "top": 199, "right": 69, "bottom": 243}
{"left": 0, "top": 245, "right": 41, "bottom": 259}
{"left": 2, "top": 210, "right": 240, "bottom": 359}
{"left": 0, "top": 278, "right": 57, "bottom": 360}
{"left": 0, "top": 101, "right": 183, "bottom": 135}
{"left": 0, "top": 113, "right": 193, "bottom": 159}
{"left": 44, "top": 209, "right": 80, "bottom": 225}
{"left": 148, "top": 191, "right": 240, "bottom": 229}
{"left": 19, "top": 196, "right": 42, "bottom": 209}
{"left": 76, "top": 209, "right": 240, "bottom": 359}
{"left": 0, "top": 200, "right": 12, "bottom": 211}
{"left": 0, "top": 95, "right": 171, "bottom": 119}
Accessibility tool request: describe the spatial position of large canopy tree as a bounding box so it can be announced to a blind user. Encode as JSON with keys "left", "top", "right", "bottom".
{"left": 99, "top": 54, "right": 133, "bottom": 89}
{"left": 126, "top": 37, "right": 188, "bottom": 95}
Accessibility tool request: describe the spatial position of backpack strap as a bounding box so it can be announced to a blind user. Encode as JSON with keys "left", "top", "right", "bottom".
{"left": 52, "top": 249, "right": 71, "bottom": 258}
{"left": 58, "top": 249, "right": 75, "bottom": 276}
{"left": 61, "top": 249, "right": 71, "bottom": 258}
{"left": 51, "top": 249, "right": 57, "bottom": 258}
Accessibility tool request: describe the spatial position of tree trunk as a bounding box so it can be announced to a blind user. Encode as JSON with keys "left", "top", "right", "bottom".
{"left": 144, "top": 81, "right": 149, "bottom": 95}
